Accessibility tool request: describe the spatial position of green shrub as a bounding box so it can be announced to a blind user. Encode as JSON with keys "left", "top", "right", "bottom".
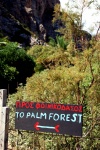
{"left": 49, "top": 36, "right": 68, "bottom": 50}
{"left": 0, "top": 41, "right": 35, "bottom": 89}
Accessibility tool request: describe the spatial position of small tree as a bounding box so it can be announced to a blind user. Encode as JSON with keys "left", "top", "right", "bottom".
{"left": 0, "top": 41, "right": 35, "bottom": 92}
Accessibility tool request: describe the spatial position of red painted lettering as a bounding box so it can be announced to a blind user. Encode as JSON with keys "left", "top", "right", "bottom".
{"left": 65, "top": 106, "right": 70, "bottom": 111}
{"left": 25, "top": 102, "right": 30, "bottom": 108}
{"left": 57, "top": 104, "right": 61, "bottom": 110}
{"left": 47, "top": 104, "right": 52, "bottom": 109}
{"left": 41, "top": 103, "right": 45, "bottom": 108}
{"left": 30, "top": 102, "right": 34, "bottom": 108}
{"left": 61, "top": 105, "right": 65, "bottom": 110}
{"left": 16, "top": 101, "right": 21, "bottom": 108}
{"left": 17, "top": 102, "right": 34, "bottom": 108}
{"left": 22, "top": 102, "right": 26, "bottom": 108}
{"left": 79, "top": 106, "right": 82, "bottom": 112}
{"left": 25, "top": 102, "right": 34, "bottom": 108}
{"left": 70, "top": 106, "right": 74, "bottom": 111}
{"left": 53, "top": 104, "right": 57, "bottom": 109}
{"left": 36, "top": 103, "right": 41, "bottom": 109}
{"left": 74, "top": 106, "right": 79, "bottom": 112}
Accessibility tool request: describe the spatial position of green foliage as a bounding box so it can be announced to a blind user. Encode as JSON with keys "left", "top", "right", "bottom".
{"left": 7, "top": 39, "right": 100, "bottom": 149}
{"left": 0, "top": 41, "right": 35, "bottom": 83}
{"left": 27, "top": 45, "right": 56, "bottom": 71}
{"left": 3, "top": 65, "right": 18, "bottom": 81}
{"left": 48, "top": 37, "right": 56, "bottom": 47}
{"left": 27, "top": 44, "right": 75, "bottom": 72}
{"left": 49, "top": 36, "right": 68, "bottom": 50}
{"left": 0, "top": 36, "right": 9, "bottom": 49}
{"left": 56, "top": 35, "right": 68, "bottom": 50}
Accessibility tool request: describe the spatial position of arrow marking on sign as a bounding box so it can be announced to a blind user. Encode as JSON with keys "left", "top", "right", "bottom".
{"left": 34, "top": 122, "right": 59, "bottom": 132}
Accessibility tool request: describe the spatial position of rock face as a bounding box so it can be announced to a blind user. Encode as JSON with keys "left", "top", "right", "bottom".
{"left": 0, "top": 0, "right": 60, "bottom": 46}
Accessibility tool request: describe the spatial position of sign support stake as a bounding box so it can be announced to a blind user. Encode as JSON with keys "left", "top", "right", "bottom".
{"left": 0, "top": 89, "right": 9, "bottom": 150}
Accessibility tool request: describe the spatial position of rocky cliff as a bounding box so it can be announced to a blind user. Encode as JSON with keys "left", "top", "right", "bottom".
{"left": 0, "top": 0, "right": 60, "bottom": 46}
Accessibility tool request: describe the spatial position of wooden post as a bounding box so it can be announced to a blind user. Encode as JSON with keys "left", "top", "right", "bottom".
{"left": 0, "top": 89, "right": 7, "bottom": 107}
{"left": 0, "top": 89, "right": 9, "bottom": 150}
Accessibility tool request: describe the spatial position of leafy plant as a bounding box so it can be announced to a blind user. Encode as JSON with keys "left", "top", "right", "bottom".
{"left": 49, "top": 35, "right": 68, "bottom": 50}
{"left": 0, "top": 41, "right": 35, "bottom": 92}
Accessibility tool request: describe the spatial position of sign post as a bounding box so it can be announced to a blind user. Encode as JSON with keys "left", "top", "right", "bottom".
{"left": 0, "top": 89, "right": 9, "bottom": 150}
{"left": 15, "top": 101, "right": 83, "bottom": 136}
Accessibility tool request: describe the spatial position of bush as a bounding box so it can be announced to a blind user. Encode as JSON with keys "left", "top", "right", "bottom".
{"left": 0, "top": 41, "right": 35, "bottom": 92}
{"left": 49, "top": 36, "right": 68, "bottom": 50}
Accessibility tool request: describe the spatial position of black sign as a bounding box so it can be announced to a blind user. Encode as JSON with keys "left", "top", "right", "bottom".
{"left": 15, "top": 101, "right": 83, "bottom": 136}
